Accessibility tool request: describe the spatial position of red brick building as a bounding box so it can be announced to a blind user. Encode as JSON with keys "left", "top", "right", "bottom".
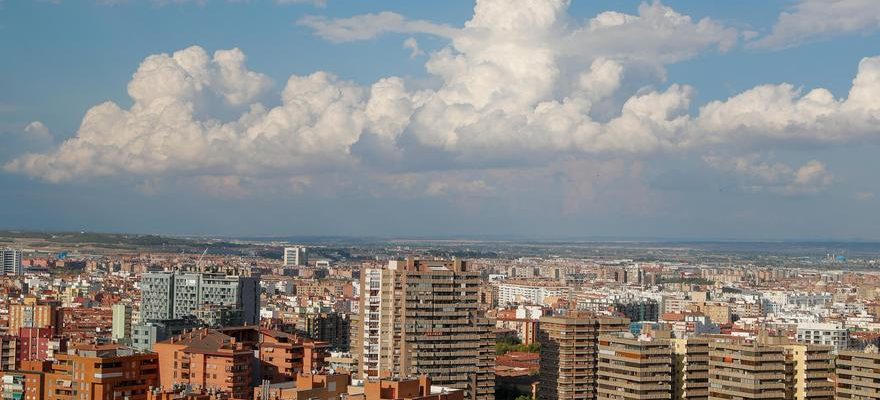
{"left": 17, "top": 327, "right": 67, "bottom": 362}
{"left": 45, "top": 344, "right": 158, "bottom": 400}
{"left": 154, "top": 329, "right": 255, "bottom": 400}
{"left": 259, "top": 329, "right": 329, "bottom": 383}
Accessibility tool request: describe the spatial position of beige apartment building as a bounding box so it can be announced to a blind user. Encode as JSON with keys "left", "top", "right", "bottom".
{"left": 538, "top": 312, "right": 630, "bottom": 400}
{"left": 354, "top": 258, "right": 495, "bottom": 400}
{"left": 836, "top": 347, "right": 880, "bottom": 400}
{"left": 781, "top": 344, "right": 834, "bottom": 400}
{"left": 8, "top": 296, "right": 60, "bottom": 334}
{"left": 597, "top": 333, "right": 672, "bottom": 400}
{"left": 708, "top": 339, "right": 787, "bottom": 400}
{"left": 686, "top": 303, "right": 731, "bottom": 325}
{"left": 672, "top": 337, "right": 710, "bottom": 400}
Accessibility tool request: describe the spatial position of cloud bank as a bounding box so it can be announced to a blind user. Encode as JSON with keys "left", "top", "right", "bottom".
{"left": 6, "top": 0, "right": 880, "bottom": 199}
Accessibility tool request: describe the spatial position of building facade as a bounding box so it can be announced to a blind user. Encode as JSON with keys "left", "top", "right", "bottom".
{"left": 154, "top": 329, "right": 255, "bottom": 400}
{"left": 1, "top": 249, "right": 22, "bottom": 276}
{"left": 111, "top": 303, "right": 133, "bottom": 343}
{"left": 597, "top": 333, "right": 672, "bottom": 400}
{"left": 295, "top": 312, "right": 351, "bottom": 351}
{"left": 45, "top": 345, "right": 159, "bottom": 400}
{"left": 17, "top": 327, "right": 65, "bottom": 362}
{"left": 284, "top": 247, "right": 308, "bottom": 267}
{"left": 708, "top": 340, "right": 786, "bottom": 400}
{"left": 0, "top": 336, "right": 17, "bottom": 371}
{"left": 130, "top": 317, "right": 202, "bottom": 352}
{"left": 255, "top": 372, "right": 349, "bottom": 400}
{"left": 796, "top": 323, "right": 849, "bottom": 352}
{"left": 140, "top": 271, "right": 260, "bottom": 326}
{"left": 497, "top": 283, "right": 571, "bottom": 306}
{"left": 0, "top": 364, "right": 48, "bottom": 400}
{"left": 836, "top": 347, "right": 880, "bottom": 400}
{"left": 782, "top": 344, "right": 834, "bottom": 400}
{"left": 259, "top": 329, "right": 330, "bottom": 383}
{"left": 356, "top": 258, "right": 495, "bottom": 400}
{"left": 8, "top": 296, "right": 60, "bottom": 335}
{"left": 671, "top": 337, "right": 710, "bottom": 400}
{"left": 538, "top": 313, "right": 630, "bottom": 400}
{"left": 614, "top": 300, "right": 660, "bottom": 322}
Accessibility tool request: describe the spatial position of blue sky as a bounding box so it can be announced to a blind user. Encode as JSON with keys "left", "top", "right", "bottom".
{"left": 1, "top": 0, "right": 880, "bottom": 239}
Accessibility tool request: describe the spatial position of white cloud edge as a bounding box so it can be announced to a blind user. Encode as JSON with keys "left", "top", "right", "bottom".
{"left": 749, "top": 0, "right": 880, "bottom": 50}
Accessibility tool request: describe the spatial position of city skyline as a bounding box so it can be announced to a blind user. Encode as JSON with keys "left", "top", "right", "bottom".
{"left": 3, "top": 235, "right": 880, "bottom": 400}
{"left": 2, "top": 0, "right": 880, "bottom": 239}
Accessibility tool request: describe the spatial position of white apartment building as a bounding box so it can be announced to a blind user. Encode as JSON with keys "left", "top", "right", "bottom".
{"left": 796, "top": 322, "right": 849, "bottom": 351}
{"left": 497, "top": 282, "right": 570, "bottom": 306}
{"left": 1, "top": 248, "right": 22, "bottom": 276}
{"left": 283, "top": 246, "right": 308, "bottom": 266}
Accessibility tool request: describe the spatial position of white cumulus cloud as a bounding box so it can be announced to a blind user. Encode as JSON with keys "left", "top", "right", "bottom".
{"left": 686, "top": 56, "right": 880, "bottom": 147}
{"left": 6, "top": 0, "right": 880, "bottom": 192}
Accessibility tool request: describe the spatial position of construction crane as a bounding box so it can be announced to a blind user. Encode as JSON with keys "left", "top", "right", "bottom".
{"left": 196, "top": 247, "right": 208, "bottom": 272}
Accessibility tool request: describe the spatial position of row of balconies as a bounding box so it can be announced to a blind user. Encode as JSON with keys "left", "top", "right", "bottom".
{"left": 596, "top": 386, "right": 672, "bottom": 400}
{"left": 709, "top": 380, "right": 786, "bottom": 392}
{"left": 838, "top": 377, "right": 880, "bottom": 392}
{"left": 708, "top": 386, "right": 785, "bottom": 399}
{"left": 836, "top": 386, "right": 880, "bottom": 399}
{"left": 710, "top": 368, "right": 785, "bottom": 381}
{"left": 598, "top": 370, "right": 671, "bottom": 383}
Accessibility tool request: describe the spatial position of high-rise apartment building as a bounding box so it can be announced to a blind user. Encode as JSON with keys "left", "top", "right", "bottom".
{"left": 111, "top": 303, "right": 133, "bottom": 343}
{"left": 538, "top": 312, "right": 630, "bottom": 400}
{"left": 139, "top": 271, "right": 260, "bottom": 326}
{"left": 614, "top": 300, "right": 660, "bottom": 322}
{"left": 358, "top": 266, "right": 397, "bottom": 376}
{"left": 1, "top": 248, "right": 22, "bottom": 275}
{"left": 45, "top": 344, "right": 159, "bottom": 400}
{"left": 284, "top": 246, "right": 308, "bottom": 267}
{"left": 708, "top": 340, "right": 786, "bottom": 400}
{"left": 139, "top": 272, "right": 175, "bottom": 320}
{"left": 8, "top": 296, "right": 60, "bottom": 335}
{"left": 781, "top": 344, "right": 834, "bottom": 400}
{"left": 597, "top": 333, "right": 672, "bottom": 400}
{"left": 671, "top": 337, "right": 710, "bottom": 400}
{"left": 355, "top": 258, "right": 495, "bottom": 400}
{"left": 296, "top": 311, "right": 351, "bottom": 351}
{"left": 835, "top": 347, "right": 880, "bottom": 400}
